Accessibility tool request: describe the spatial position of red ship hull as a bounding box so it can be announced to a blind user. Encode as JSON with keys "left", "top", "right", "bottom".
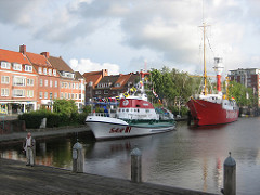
{"left": 187, "top": 99, "right": 239, "bottom": 126}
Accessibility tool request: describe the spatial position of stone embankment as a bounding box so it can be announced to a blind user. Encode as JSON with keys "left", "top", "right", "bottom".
{"left": 0, "top": 158, "right": 218, "bottom": 195}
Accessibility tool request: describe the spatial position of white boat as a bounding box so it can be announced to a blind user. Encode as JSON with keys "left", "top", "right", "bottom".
{"left": 86, "top": 93, "right": 176, "bottom": 140}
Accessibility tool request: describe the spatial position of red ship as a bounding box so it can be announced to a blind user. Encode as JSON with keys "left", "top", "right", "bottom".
{"left": 187, "top": 23, "right": 239, "bottom": 126}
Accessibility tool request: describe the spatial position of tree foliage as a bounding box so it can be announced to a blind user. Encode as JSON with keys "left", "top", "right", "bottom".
{"left": 53, "top": 100, "right": 78, "bottom": 116}
{"left": 229, "top": 81, "right": 257, "bottom": 106}
{"left": 149, "top": 67, "right": 200, "bottom": 106}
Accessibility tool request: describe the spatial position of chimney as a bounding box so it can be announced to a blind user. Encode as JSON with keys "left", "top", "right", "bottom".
{"left": 40, "top": 52, "right": 49, "bottom": 58}
{"left": 102, "top": 69, "right": 108, "bottom": 77}
{"left": 19, "top": 44, "right": 26, "bottom": 54}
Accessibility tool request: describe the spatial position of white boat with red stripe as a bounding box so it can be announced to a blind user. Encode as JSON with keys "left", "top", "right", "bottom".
{"left": 86, "top": 93, "right": 176, "bottom": 140}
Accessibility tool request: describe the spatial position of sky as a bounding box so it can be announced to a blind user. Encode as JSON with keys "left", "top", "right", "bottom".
{"left": 1, "top": 0, "right": 260, "bottom": 76}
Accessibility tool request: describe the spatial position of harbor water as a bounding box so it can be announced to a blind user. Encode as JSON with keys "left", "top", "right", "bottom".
{"left": 1, "top": 117, "right": 260, "bottom": 194}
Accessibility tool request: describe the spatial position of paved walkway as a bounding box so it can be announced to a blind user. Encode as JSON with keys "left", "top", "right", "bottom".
{"left": 0, "top": 126, "right": 91, "bottom": 142}
{"left": 0, "top": 158, "right": 218, "bottom": 195}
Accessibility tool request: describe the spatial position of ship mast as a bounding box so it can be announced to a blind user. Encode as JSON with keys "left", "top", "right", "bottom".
{"left": 199, "top": 22, "right": 209, "bottom": 95}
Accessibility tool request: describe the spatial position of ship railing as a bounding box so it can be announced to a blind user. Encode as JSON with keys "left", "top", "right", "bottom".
{"left": 89, "top": 113, "right": 117, "bottom": 118}
{"left": 158, "top": 114, "right": 174, "bottom": 120}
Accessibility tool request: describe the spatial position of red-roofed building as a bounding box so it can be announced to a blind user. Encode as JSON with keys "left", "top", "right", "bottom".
{"left": 0, "top": 44, "right": 86, "bottom": 114}
{"left": 21, "top": 45, "right": 60, "bottom": 110}
{"left": 0, "top": 47, "right": 38, "bottom": 114}
{"left": 83, "top": 69, "right": 108, "bottom": 102}
{"left": 47, "top": 55, "right": 85, "bottom": 110}
{"left": 92, "top": 72, "right": 141, "bottom": 101}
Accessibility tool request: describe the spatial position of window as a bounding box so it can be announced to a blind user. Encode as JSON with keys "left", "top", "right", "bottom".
{"left": 25, "top": 65, "right": 32, "bottom": 72}
{"left": 27, "top": 90, "right": 34, "bottom": 97}
{"left": 53, "top": 69, "right": 56, "bottom": 76}
{"left": 50, "top": 80, "right": 53, "bottom": 88}
{"left": 79, "top": 83, "right": 81, "bottom": 89}
{"left": 145, "top": 109, "right": 149, "bottom": 113}
{"left": 13, "top": 76, "right": 26, "bottom": 87}
{"left": 79, "top": 94, "right": 81, "bottom": 100}
{"left": 27, "top": 79, "right": 34, "bottom": 87}
{"left": 75, "top": 93, "right": 78, "bottom": 100}
{"left": 1, "top": 62, "right": 11, "bottom": 69}
{"left": 65, "top": 93, "right": 68, "bottom": 99}
{"left": 44, "top": 80, "right": 48, "bottom": 87}
{"left": 95, "top": 91, "right": 101, "bottom": 95}
{"left": 1, "top": 89, "right": 9, "bottom": 96}
{"left": 122, "top": 109, "right": 125, "bottom": 113}
{"left": 50, "top": 92, "right": 53, "bottom": 100}
{"left": 68, "top": 93, "right": 70, "bottom": 99}
{"left": 49, "top": 69, "right": 52, "bottom": 76}
{"left": 13, "top": 63, "right": 22, "bottom": 71}
{"left": 40, "top": 79, "right": 43, "bottom": 87}
{"left": 55, "top": 81, "right": 57, "bottom": 88}
{"left": 65, "top": 82, "right": 68, "bottom": 88}
{"left": 13, "top": 89, "right": 25, "bottom": 97}
{"left": 61, "top": 93, "right": 64, "bottom": 100}
{"left": 1, "top": 76, "right": 10, "bottom": 83}
{"left": 69, "top": 83, "right": 71, "bottom": 89}
{"left": 104, "top": 90, "right": 108, "bottom": 94}
{"left": 38, "top": 67, "right": 42, "bottom": 74}
{"left": 39, "top": 92, "right": 43, "bottom": 99}
{"left": 71, "top": 93, "right": 74, "bottom": 100}
{"left": 54, "top": 92, "right": 57, "bottom": 99}
{"left": 126, "top": 109, "right": 129, "bottom": 112}
{"left": 76, "top": 83, "right": 78, "bottom": 89}
{"left": 115, "top": 83, "right": 120, "bottom": 87}
{"left": 73, "top": 83, "right": 75, "bottom": 89}
{"left": 43, "top": 68, "right": 47, "bottom": 75}
{"left": 44, "top": 92, "right": 48, "bottom": 99}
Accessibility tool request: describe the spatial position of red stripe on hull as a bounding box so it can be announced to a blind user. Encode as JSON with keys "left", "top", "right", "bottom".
{"left": 187, "top": 100, "right": 239, "bottom": 126}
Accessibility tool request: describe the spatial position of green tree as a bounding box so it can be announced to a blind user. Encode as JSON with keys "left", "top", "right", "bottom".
{"left": 53, "top": 100, "right": 78, "bottom": 116}
{"left": 229, "top": 81, "right": 256, "bottom": 106}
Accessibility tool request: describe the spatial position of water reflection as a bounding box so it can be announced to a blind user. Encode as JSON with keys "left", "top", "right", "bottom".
{"left": 1, "top": 118, "right": 260, "bottom": 194}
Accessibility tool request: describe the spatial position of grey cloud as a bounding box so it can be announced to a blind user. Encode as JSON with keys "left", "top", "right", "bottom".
{"left": 0, "top": 0, "right": 43, "bottom": 27}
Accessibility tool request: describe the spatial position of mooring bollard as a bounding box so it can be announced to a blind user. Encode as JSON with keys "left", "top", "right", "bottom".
{"left": 31, "top": 139, "right": 36, "bottom": 166}
{"left": 73, "top": 141, "right": 83, "bottom": 173}
{"left": 131, "top": 146, "right": 142, "bottom": 183}
{"left": 222, "top": 152, "right": 236, "bottom": 195}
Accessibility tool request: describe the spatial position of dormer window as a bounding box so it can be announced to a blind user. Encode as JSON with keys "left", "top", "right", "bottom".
{"left": 43, "top": 68, "right": 47, "bottom": 75}
{"left": 25, "top": 65, "right": 32, "bottom": 72}
{"left": 115, "top": 83, "right": 120, "bottom": 87}
{"left": 38, "top": 67, "right": 42, "bottom": 74}
{"left": 1, "top": 62, "right": 11, "bottom": 69}
{"left": 13, "top": 63, "right": 22, "bottom": 71}
{"left": 49, "top": 69, "right": 52, "bottom": 76}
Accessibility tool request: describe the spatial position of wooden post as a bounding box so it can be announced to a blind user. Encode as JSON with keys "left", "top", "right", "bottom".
{"left": 222, "top": 152, "right": 236, "bottom": 195}
{"left": 131, "top": 147, "right": 142, "bottom": 183}
{"left": 73, "top": 141, "right": 84, "bottom": 173}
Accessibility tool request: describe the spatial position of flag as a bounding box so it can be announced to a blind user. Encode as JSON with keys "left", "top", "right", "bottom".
{"left": 140, "top": 81, "right": 143, "bottom": 88}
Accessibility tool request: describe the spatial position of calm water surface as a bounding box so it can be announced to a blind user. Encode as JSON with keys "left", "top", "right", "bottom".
{"left": 1, "top": 117, "right": 260, "bottom": 194}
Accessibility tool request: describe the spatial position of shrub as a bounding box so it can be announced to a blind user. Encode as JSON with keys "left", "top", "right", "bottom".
{"left": 78, "top": 113, "right": 88, "bottom": 125}
{"left": 18, "top": 112, "right": 45, "bottom": 129}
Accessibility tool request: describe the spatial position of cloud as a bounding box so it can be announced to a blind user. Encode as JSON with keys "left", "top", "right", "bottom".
{"left": 1, "top": 0, "right": 260, "bottom": 75}
{"left": 69, "top": 58, "right": 120, "bottom": 75}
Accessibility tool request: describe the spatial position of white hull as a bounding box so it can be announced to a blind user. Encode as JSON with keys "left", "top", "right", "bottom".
{"left": 86, "top": 116, "right": 175, "bottom": 140}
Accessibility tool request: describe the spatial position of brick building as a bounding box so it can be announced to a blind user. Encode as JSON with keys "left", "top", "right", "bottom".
{"left": 0, "top": 48, "right": 38, "bottom": 114}
{"left": 91, "top": 72, "right": 141, "bottom": 101}
{"left": 83, "top": 69, "right": 108, "bottom": 102}
{"left": 0, "top": 45, "right": 85, "bottom": 114}
{"left": 229, "top": 68, "right": 260, "bottom": 106}
{"left": 20, "top": 46, "right": 61, "bottom": 110}
{"left": 48, "top": 55, "right": 85, "bottom": 110}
